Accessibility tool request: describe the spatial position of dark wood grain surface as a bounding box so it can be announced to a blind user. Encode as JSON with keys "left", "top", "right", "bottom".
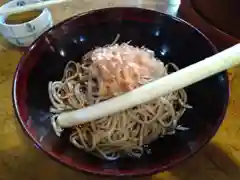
{"left": 192, "top": 0, "right": 240, "bottom": 39}
{"left": 179, "top": 0, "right": 240, "bottom": 51}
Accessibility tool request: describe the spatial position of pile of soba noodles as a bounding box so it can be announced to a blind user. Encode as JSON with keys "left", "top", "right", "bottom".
{"left": 48, "top": 41, "right": 191, "bottom": 160}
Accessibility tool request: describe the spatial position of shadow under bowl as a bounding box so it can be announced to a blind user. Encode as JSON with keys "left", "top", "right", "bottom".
{"left": 12, "top": 7, "right": 229, "bottom": 176}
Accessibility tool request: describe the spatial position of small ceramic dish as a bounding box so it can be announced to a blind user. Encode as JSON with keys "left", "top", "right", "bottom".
{"left": 0, "top": 0, "right": 53, "bottom": 47}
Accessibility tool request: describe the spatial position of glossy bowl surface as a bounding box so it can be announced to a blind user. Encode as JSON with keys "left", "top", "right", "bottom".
{"left": 13, "top": 7, "right": 229, "bottom": 176}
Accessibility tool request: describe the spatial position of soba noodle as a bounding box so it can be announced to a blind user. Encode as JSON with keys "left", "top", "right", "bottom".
{"left": 48, "top": 42, "right": 191, "bottom": 160}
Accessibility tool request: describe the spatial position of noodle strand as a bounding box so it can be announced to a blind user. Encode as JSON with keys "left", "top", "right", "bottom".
{"left": 49, "top": 43, "right": 191, "bottom": 160}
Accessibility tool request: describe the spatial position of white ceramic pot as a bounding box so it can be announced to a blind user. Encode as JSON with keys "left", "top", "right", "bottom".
{"left": 0, "top": 0, "right": 53, "bottom": 47}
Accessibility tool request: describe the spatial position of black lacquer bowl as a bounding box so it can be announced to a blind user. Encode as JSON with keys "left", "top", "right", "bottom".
{"left": 12, "top": 7, "right": 229, "bottom": 176}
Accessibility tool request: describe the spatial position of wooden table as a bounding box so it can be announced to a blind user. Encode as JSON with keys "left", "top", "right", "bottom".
{"left": 0, "top": 1, "right": 240, "bottom": 180}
